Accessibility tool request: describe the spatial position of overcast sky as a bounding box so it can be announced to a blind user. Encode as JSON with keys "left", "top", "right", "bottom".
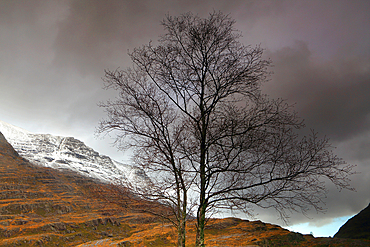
{"left": 1, "top": 0, "right": 369, "bottom": 237}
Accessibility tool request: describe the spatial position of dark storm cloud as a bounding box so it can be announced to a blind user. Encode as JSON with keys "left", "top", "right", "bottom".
{"left": 261, "top": 39, "right": 370, "bottom": 226}
{"left": 265, "top": 41, "right": 370, "bottom": 141}
{"left": 52, "top": 0, "right": 253, "bottom": 76}
{"left": 0, "top": 0, "right": 43, "bottom": 25}
{"left": 52, "top": 0, "right": 159, "bottom": 75}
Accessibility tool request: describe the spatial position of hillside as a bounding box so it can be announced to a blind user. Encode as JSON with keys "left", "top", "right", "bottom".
{"left": 0, "top": 131, "right": 137, "bottom": 246}
{"left": 334, "top": 203, "right": 370, "bottom": 240}
{"left": 1, "top": 131, "right": 370, "bottom": 246}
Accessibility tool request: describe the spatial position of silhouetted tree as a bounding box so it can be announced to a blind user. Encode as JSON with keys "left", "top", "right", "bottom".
{"left": 98, "top": 65, "right": 192, "bottom": 246}
{"left": 99, "top": 12, "right": 354, "bottom": 247}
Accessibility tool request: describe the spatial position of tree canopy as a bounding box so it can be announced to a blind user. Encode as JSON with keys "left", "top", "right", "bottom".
{"left": 98, "top": 12, "right": 354, "bottom": 247}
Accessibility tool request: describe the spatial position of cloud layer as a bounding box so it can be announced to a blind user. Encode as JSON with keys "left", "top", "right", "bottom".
{"left": 1, "top": 0, "right": 369, "bottom": 230}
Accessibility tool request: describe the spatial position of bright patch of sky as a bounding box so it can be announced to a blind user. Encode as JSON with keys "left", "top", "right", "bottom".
{"left": 285, "top": 215, "right": 354, "bottom": 237}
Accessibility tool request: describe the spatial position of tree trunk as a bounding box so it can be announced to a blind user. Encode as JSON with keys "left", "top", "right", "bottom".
{"left": 196, "top": 136, "right": 207, "bottom": 247}
{"left": 196, "top": 91, "right": 208, "bottom": 247}
{"left": 178, "top": 223, "right": 185, "bottom": 247}
{"left": 196, "top": 203, "right": 207, "bottom": 247}
{"left": 178, "top": 191, "right": 187, "bottom": 247}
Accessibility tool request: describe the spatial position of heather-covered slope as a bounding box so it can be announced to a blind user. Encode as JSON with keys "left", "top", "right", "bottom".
{"left": 334, "top": 203, "right": 370, "bottom": 240}
{"left": 0, "top": 132, "right": 18, "bottom": 157}
{"left": 0, "top": 131, "right": 133, "bottom": 246}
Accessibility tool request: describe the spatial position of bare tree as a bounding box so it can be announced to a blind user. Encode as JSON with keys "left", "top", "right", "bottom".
{"left": 99, "top": 12, "right": 354, "bottom": 247}
{"left": 98, "top": 67, "right": 193, "bottom": 246}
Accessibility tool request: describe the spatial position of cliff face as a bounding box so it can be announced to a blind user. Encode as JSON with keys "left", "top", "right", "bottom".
{"left": 334, "top": 203, "right": 370, "bottom": 240}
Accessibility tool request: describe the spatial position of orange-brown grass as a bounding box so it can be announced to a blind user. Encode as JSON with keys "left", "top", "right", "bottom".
{"left": 0, "top": 136, "right": 134, "bottom": 246}
{"left": 1, "top": 136, "right": 370, "bottom": 246}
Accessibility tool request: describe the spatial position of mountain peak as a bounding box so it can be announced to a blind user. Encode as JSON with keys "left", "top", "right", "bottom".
{"left": 0, "top": 120, "right": 32, "bottom": 137}
{"left": 0, "top": 120, "right": 146, "bottom": 185}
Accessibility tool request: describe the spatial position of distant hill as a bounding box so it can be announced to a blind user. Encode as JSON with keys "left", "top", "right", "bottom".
{"left": 0, "top": 120, "right": 147, "bottom": 184}
{"left": 334, "top": 203, "right": 370, "bottom": 240}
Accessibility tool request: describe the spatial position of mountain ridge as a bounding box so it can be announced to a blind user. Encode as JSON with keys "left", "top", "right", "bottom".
{"left": 334, "top": 203, "right": 370, "bottom": 240}
{"left": 0, "top": 120, "right": 146, "bottom": 185}
{"left": 0, "top": 128, "right": 150, "bottom": 246}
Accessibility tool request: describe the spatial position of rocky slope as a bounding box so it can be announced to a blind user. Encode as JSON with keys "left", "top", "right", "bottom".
{"left": 0, "top": 120, "right": 146, "bottom": 184}
{"left": 334, "top": 203, "right": 370, "bottom": 240}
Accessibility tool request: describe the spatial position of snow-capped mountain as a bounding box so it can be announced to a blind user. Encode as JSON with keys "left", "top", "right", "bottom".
{"left": 0, "top": 120, "right": 146, "bottom": 184}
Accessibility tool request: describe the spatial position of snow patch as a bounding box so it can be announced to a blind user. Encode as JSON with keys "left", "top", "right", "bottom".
{"left": 0, "top": 120, "right": 147, "bottom": 185}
